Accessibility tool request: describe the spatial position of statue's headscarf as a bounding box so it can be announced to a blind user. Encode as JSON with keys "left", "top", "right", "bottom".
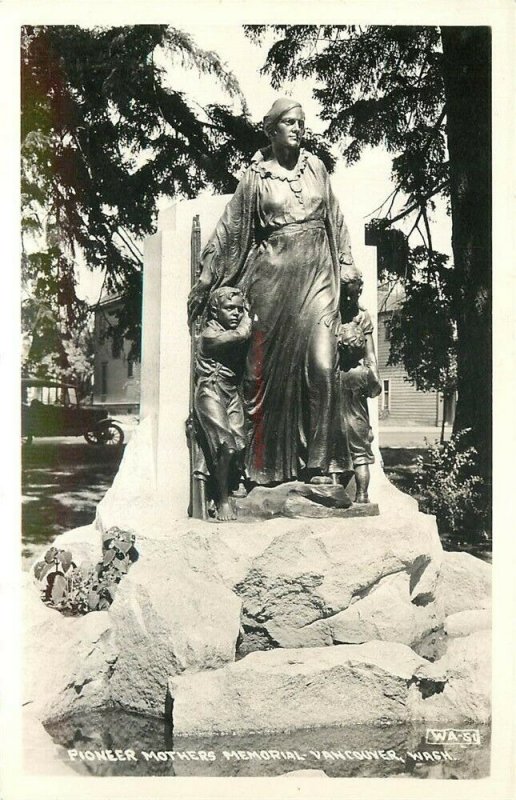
{"left": 263, "top": 97, "right": 303, "bottom": 138}
{"left": 340, "top": 263, "right": 363, "bottom": 285}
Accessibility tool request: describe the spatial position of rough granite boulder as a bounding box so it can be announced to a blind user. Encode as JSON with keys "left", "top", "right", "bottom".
{"left": 24, "top": 528, "right": 243, "bottom": 721}
{"left": 168, "top": 642, "right": 428, "bottom": 735}
{"left": 107, "top": 556, "right": 242, "bottom": 715}
{"left": 24, "top": 462, "right": 445, "bottom": 724}
{"left": 23, "top": 422, "right": 490, "bottom": 731}
{"left": 444, "top": 609, "right": 491, "bottom": 638}
{"left": 234, "top": 510, "right": 443, "bottom": 650}
{"left": 434, "top": 551, "right": 491, "bottom": 616}
{"left": 24, "top": 574, "right": 115, "bottom": 722}
{"left": 266, "top": 570, "right": 443, "bottom": 649}
{"left": 97, "top": 431, "right": 445, "bottom": 661}
{"left": 408, "top": 629, "right": 491, "bottom": 723}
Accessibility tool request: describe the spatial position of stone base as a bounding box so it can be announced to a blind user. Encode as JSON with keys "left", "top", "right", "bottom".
{"left": 235, "top": 481, "right": 379, "bottom": 520}
{"left": 23, "top": 421, "right": 491, "bottom": 734}
{"left": 168, "top": 642, "right": 427, "bottom": 736}
{"left": 168, "top": 630, "right": 492, "bottom": 736}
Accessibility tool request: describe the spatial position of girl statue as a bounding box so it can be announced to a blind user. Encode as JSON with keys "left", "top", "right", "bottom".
{"left": 337, "top": 264, "right": 382, "bottom": 503}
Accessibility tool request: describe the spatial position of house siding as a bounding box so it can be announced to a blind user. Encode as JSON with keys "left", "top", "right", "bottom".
{"left": 92, "top": 299, "right": 140, "bottom": 413}
{"left": 377, "top": 311, "right": 440, "bottom": 426}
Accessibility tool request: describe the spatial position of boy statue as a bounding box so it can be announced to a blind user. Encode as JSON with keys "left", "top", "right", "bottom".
{"left": 194, "top": 287, "right": 251, "bottom": 521}
{"left": 338, "top": 263, "right": 382, "bottom": 503}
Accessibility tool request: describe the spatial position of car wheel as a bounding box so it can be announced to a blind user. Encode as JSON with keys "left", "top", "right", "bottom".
{"left": 84, "top": 429, "right": 101, "bottom": 445}
{"left": 85, "top": 423, "right": 124, "bottom": 447}
{"left": 101, "top": 423, "right": 124, "bottom": 447}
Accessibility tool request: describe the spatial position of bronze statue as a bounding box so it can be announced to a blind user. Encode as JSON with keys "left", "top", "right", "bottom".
{"left": 188, "top": 97, "right": 359, "bottom": 488}
{"left": 337, "top": 264, "right": 382, "bottom": 503}
{"left": 194, "top": 287, "right": 251, "bottom": 520}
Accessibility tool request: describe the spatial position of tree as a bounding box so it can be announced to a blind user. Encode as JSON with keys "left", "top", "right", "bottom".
{"left": 21, "top": 24, "right": 250, "bottom": 368}
{"left": 22, "top": 24, "right": 336, "bottom": 374}
{"left": 439, "top": 28, "right": 491, "bottom": 481}
{"left": 384, "top": 247, "right": 457, "bottom": 443}
{"left": 21, "top": 294, "right": 94, "bottom": 400}
{"left": 245, "top": 25, "right": 491, "bottom": 484}
{"left": 386, "top": 248, "right": 457, "bottom": 387}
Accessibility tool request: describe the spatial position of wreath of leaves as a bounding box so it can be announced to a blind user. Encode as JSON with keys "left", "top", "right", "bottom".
{"left": 33, "top": 527, "right": 138, "bottom": 616}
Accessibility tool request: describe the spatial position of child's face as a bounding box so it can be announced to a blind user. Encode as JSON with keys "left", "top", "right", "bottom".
{"left": 217, "top": 295, "right": 244, "bottom": 329}
{"left": 344, "top": 279, "right": 363, "bottom": 303}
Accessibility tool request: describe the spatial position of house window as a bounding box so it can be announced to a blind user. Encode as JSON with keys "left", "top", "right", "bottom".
{"left": 127, "top": 359, "right": 134, "bottom": 379}
{"left": 382, "top": 379, "right": 390, "bottom": 412}
{"left": 101, "top": 362, "right": 108, "bottom": 397}
{"left": 384, "top": 319, "right": 391, "bottom": 340}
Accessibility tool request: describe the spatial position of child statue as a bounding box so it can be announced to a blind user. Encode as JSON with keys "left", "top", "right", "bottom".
{"left": 194, "top": 287, "right": 251, "bottom": 521}
{"left": 337, "top": 263, "right": 382, "bottom": 503}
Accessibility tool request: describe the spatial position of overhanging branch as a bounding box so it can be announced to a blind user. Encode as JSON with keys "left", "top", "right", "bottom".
{"left": 382, "top": 180, "right": 449, "bottom": 227}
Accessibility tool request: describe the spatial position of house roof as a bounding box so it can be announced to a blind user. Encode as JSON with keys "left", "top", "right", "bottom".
{"left": 91, "top": 293, "right": 124, "bottom": 312}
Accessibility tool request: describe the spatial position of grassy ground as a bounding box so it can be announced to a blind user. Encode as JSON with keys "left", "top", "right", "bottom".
{"left": 21, "top": 440, "right": 492, "bottom": 566}
{"left": 21, "top": 439, "right": 124, "bottom": 565}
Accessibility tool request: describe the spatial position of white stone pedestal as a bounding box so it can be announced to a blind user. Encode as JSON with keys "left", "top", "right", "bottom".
{"left": 140, "top": 195, "right": 231, "bottom": 515}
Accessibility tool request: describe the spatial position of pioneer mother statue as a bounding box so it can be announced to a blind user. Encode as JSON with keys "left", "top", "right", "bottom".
{"left": 188, "top": 97, "right": 358, "bottom": 486}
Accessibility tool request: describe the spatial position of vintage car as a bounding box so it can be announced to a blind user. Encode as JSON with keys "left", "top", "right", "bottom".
{"left": 22, "top": 378, "right": 125, "bottom": 446}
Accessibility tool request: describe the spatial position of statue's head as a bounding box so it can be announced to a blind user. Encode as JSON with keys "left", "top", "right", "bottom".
{"left": 338, "top": 321, "right": 366, "bottom": 362}
{"left": 263, "top": 97, "right": 305, "bottom": 148}
{"left": 208, "top": 287, "right": 245, "bottom": 330}
{"left": 340, "top": 261, "right": 364, "bottom": 303}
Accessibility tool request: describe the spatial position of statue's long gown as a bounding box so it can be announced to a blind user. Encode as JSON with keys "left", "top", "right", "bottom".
{"left": 198, "top": 148, "right": 355, "bottom": 484}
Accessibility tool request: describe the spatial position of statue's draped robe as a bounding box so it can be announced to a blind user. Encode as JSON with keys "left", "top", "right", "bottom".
{"left": 198, "top": 148, "right": 355, "bottom": 483}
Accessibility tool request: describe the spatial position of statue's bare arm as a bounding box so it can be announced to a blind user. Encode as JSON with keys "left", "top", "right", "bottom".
{"left": 202, "top": 312, "right": 252, "bottom": 355}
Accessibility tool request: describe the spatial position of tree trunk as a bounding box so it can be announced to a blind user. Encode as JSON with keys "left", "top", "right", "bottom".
{"left": 440, "top": 27, "right": 492, "bottom": 485}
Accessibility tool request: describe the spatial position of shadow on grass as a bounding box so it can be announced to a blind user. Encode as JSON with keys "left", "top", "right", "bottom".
{"left": 21, "top": 441, "right": 124, "bottom": 561}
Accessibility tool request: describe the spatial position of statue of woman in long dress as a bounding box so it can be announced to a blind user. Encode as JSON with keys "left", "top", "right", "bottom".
{"left": 188, "top": 97, "right": 357, "bottom": 486}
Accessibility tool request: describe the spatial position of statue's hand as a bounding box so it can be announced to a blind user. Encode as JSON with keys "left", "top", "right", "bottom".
{"left": 353, "top": 308, "right": 367, "bottom": 327}
{"left": 187, "top": 280, "right": 210, "bottom": 328}
{"left": 365, "top": 363, "right": 382, "bottom": 398}
{"left": 238, "top": 309, "right": 252, "bottom": 339}
{"left": 336, "top": 324, "right": 346, "bottom": 349}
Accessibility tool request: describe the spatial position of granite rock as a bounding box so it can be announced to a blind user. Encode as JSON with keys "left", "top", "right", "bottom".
{"left": 168, "top": 641, "right": 427, "bottom": 735}
{"left": 25, "top": 423, "right": 491, "bottom": 732}
{"left": 235, "top": 509, "right": 442, "bottom": 640}
{"left": 408, "top": 629, "right": 491, "bottom": 723}
{"left": 266, "top": 570, "right": 443, "bottom": 649}
{"left": 107, "top": 556, "right": 242, "bottom": 715}
{"left": 434, "top": 552, "right": 491, "bottom": 616}
{"left": 444, "top": 609, "right": 491, "bottom": 638}
{"left": 24, "top": 574, "right": 115, "bottom": 723}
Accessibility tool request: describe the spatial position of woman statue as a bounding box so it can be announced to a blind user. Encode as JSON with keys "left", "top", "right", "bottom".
{"left": 188, "top": 97, "right": 358, "bottom": 486}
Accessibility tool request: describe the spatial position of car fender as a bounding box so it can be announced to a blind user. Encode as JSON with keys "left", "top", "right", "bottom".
{"left": 96, "top": 417, "right": 123, "bottom": 426}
